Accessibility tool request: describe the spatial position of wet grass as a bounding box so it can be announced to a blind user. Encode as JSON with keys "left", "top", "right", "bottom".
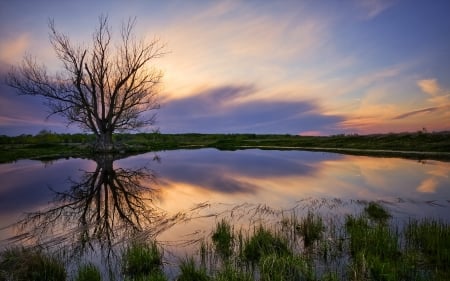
{"left": 296, "top": 211, "right": 325, "bottom": 248}
{"left": 212, "top": 219, "right": 234, "bottom": 260}
{"left": 0, "top": 247, "right": 66, "bottom": 281}
{"left": 122, "top": 241, "right": 165, "bottom": 281}
{"left": 243, "top": 225, "right": 291, "bottom": 264}
{"left": 1, "top": 202, "right": 449, "bottom": 280}
{"left": 74, "top": 263, "right": 102, "bottom": 281}
{"left": 178, "top": 257, "right": 210, "bottom": 281}
{"left": 259, "top": 254, "right": 314, "bottom": 281}
{"left": 405, "top": 218, "right": 450, "bottom": 278}
{"left": 364, "top": 201, "right": 391, "bottom": 223}
{"left": 214, "top": 264, "right": 252, "bottom": 281}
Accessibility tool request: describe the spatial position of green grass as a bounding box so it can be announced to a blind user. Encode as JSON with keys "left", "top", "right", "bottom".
{"left": 213, "top": 265, "right": 252, "bottom": 281}
{"left": 0, "top": 247, "right": 66, "bottom": 281}
{"left": 405, "top": 219, "right": 450, "bottom": 274}
{"left": 1, "top": 131, "right": 450, "bottom": 163}
{"left": 177, "top": 257, "right": 210, "bottom": 281}
{"left": 122, "top": 241, "right": 164, "bottom": 280}
{"left": 259, "top": 254, "right": 314, "bottom": 281}
{"left": 1, "top": 202, "right": 449, "bottom": 280}
{"left": 345, "top": 215, "right": 404, "bottom": 280}
{"left": 243, "top": 225, "right": 291, "bottom": 264}
{"left": 212, "top": 219, "right": 234, "bottom": 260}
{"left": 74, "top": 263, "right": 102, "bottom": 281}
{"left": 364, "top": 202, "right": 391, "bottom": 223}
{"left": 295, "top": 211, "right": 325, "bottom": 248}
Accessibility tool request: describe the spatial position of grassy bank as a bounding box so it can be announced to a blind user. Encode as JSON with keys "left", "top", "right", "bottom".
{"left": 1, "top": 202, "right": 449, "bottom": 280}
{"left": 1, "top": 131, "right": 450, "bottom": 163}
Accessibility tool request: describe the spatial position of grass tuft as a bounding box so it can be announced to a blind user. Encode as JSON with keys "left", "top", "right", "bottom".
{"left": 214, "top": 264, "right": 252, "bottom": 281}
{"left": 212, "top": 219, "right": 234, "bottom": 260}
{"left": 178, "top": 257, "right": 210, "bottom": 281}
{"left": 243, "top": 225, "right": 290, "bottom": 264}
{"left": 364, "top": 202, "right": 391, "bottom": 222}
{"left": 259, "top": 254, "right": 314, "bottom": 281}
{"left": 74, "top": 263, "right": 102, "bottom": 281}
{"left": 0, "top": 247, "right": 66, "bottom": 281}
{"left": 296, "top": 211, "right": 324, "bottom": 248}
{"left": 122, "top": 241, "right": 164, "bottom": 279}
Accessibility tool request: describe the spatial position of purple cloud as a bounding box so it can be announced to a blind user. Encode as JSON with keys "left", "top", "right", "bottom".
{"left": 392, "top": 107, "right": 441, "bottom": 120}
{"left": 157, "top": 85, "right": 345, "bottom": 135}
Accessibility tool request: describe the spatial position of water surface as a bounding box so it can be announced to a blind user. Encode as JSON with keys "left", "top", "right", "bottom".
{"left": 0, "top": 149, "right": 449, "bottom": 275}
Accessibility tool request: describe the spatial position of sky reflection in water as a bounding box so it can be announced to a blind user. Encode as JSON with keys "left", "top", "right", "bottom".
{"left": 117, "top": 149, "right": 450, "bottom": 217}
{"left": 1, "top": 149, "right": 449, "bottom": 248}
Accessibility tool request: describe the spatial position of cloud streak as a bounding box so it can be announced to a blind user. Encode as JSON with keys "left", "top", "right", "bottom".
{"left": 392, "top": 106, "right": 442, "bottom": 120}
{"left": 158, "top": 85, "right": 344, "bottom": 135}
{"left": 1, "top": 0, "right": 449, "bottom": 135}
{"left": 356, "top": 0, "right": 395, "bottom": 20}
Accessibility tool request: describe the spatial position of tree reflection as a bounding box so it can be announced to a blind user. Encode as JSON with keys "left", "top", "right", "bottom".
{"left": 15, "top": 154, "right": 165, "bottom": 257}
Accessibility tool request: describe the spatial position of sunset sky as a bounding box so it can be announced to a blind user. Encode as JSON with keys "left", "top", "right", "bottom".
{"left": 1, "top": 0, "right": 449, "bottom": 136}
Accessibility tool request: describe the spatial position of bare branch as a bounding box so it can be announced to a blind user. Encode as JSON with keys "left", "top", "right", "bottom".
{"left": 7, "top": 16, "right": 165, "bottom": 151}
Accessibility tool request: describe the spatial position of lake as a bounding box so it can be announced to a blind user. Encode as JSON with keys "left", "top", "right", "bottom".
{"left": 0, "top": 148, "right": 449, "bottom": 278}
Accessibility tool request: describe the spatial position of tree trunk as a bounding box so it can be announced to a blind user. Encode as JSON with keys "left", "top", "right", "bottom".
{"left": 96, "top": 131, "right": 114, "bottom": 152}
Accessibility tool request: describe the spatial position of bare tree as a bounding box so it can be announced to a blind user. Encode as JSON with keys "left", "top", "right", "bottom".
{"left": 7, "top": 16, "right": 165, "bottom": 151}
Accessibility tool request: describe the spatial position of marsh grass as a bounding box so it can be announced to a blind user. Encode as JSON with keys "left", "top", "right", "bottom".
{"left": 243, "top": 225, "right": 290, "bottom": 264}
{"left": 212, "top": 219, "right": 234, "bottom": 260}
{"left": 259, "top": 254, "right": 314, "bottom": 281}
{"left": 0, "top": 247, "right": 66, "bottom": 281}
{"left": 405, "top": 218, "right": 450, "bottom": 276}
{"left": 364, "top": 202, "right": 391, "bottom": 223}
{"left": 74, "top": 263, "right": 102, "bottom": 281}
{"left": 1, "top": 201, "right": 449, "bottom": 281}
{"left": 296, "top": 211, "right": 325, "bottom": 248}
{"left": 178, "top": 257, "right": 210, "bottom": 281}
{"left": 213, "top": 264, "right": 252, "bottom": 281}
{"left": 122, "top": 241, "right": 165, "bottom": 280}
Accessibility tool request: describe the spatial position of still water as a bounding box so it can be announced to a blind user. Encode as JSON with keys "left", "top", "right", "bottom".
{"left": 0, "top": 149, "right": 449, "bottom": 275}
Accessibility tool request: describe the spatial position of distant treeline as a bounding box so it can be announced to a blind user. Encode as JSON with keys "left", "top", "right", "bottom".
{"left": 1, "top": 130, "right": 449, "bottom": 152}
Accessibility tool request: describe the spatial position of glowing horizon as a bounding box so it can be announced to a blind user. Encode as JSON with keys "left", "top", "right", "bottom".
{"left": 1, "top": 0, "right": 449, "bottom": 136}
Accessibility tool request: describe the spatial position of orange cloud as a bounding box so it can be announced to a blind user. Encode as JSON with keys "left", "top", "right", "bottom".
{"left": 417, "top": 79, "right": 440, "bottom": 96}
{"left": 0, "top": 34, "right": 29, "bottom": 64}
{"left": 157, "top": 1, "right": 331, "bottom": 101}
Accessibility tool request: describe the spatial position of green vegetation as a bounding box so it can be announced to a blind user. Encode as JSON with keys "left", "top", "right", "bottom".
{"left": 214, "top": 265, "right": 252, "bottom": 281}
{"left": 295, "top": 211, "right": 325, "bottom": 248}
{"left": 259, "top": 254, "right": 314, "bottom": 281}
{"left": 1, "top": 131, "right": 450, "bottom": 163}
{"left": 364, "top": 201, "right": 391, "bottom": 223}
{"left": 122, "top": 241, "right": 165, "bottom": 281}
{"left": 243, "top": 225, "right": 290, "bottom": 264}
{"left": 0, "top": 202, "right": 449, "bottom": 280}
{"left": 0, "top": 247, "right": 66, "bottom": 281}
{"left": 74, "top": 263, "right": 102, "bottom": 281}
{"left": 212, "top": 219, "right": 234, "bottom": 260}
{"left": 178, "top": 257, "right": 210, "bottom": 281}
{"left": 405, "top": 218, "right": 450, "bottom": 278}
